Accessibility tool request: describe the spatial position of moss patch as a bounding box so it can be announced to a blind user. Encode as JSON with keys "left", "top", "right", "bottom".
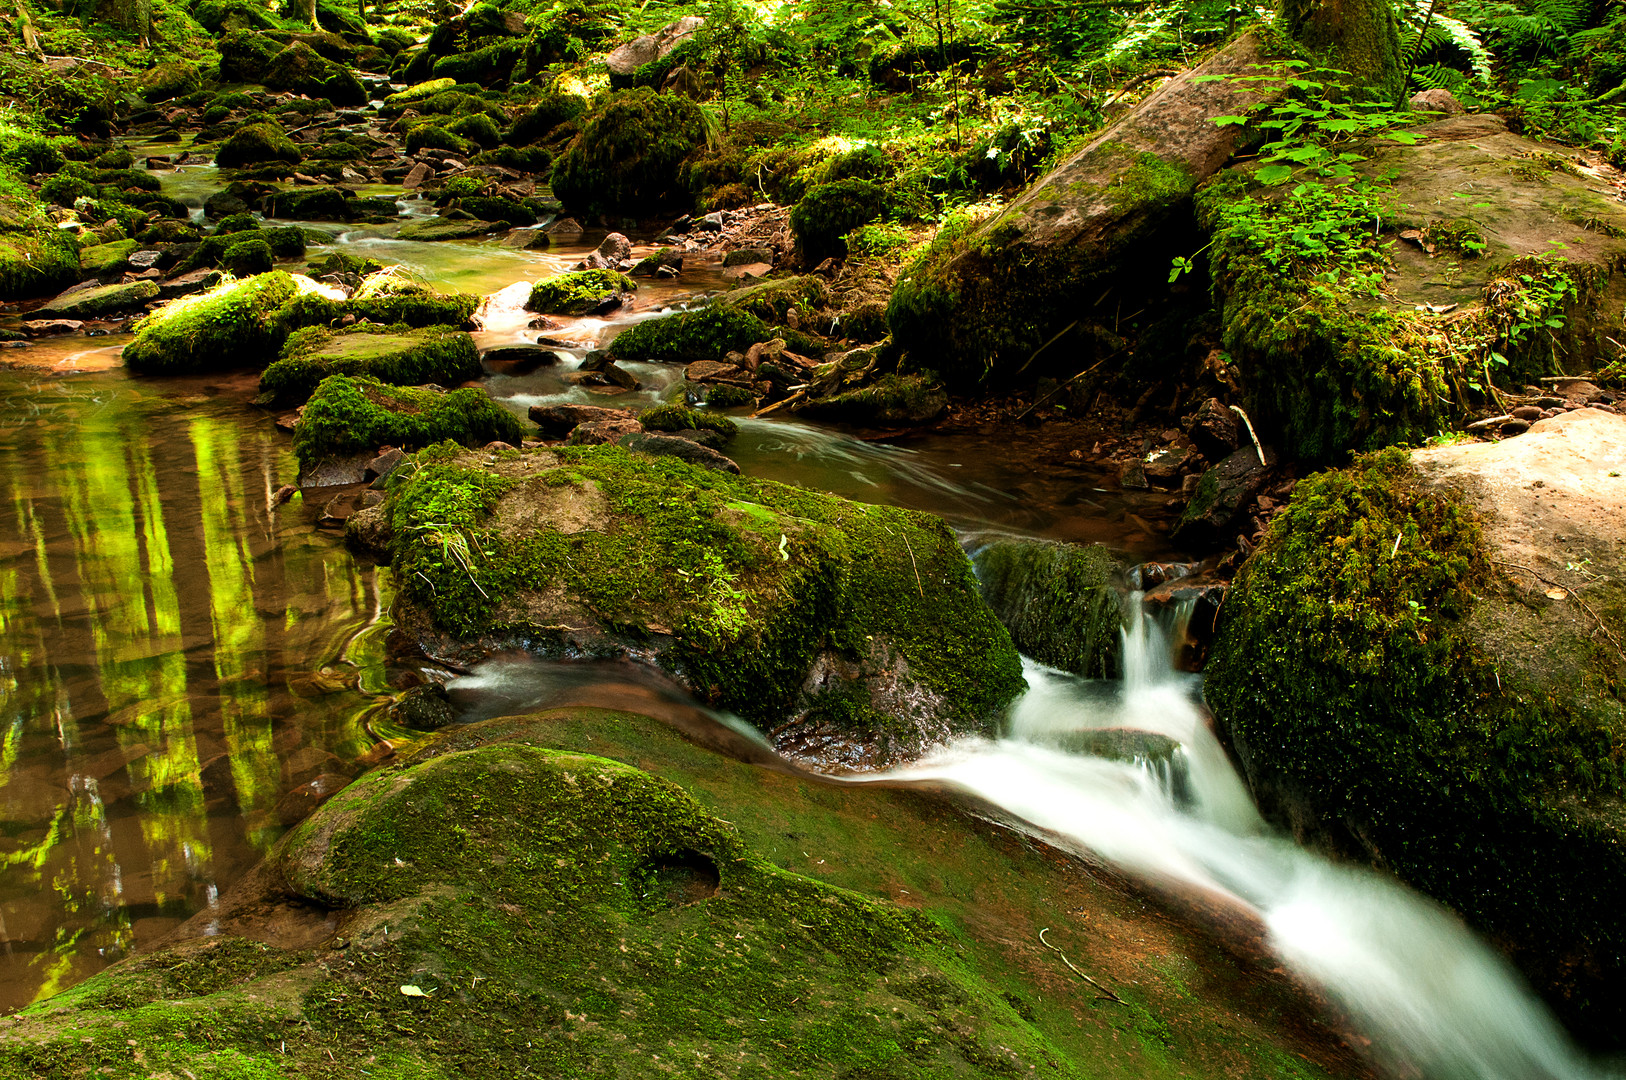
{"left": 549, "top": 88, "right": 707, "bottom": 218}
{"left": 122, "top": 271, "right": 300, "bottom": 374}
{"left": 525, "top": 269, "right": 635, "bottom": 315}
{"left": 259, "top": 324, "right": 481, "bottom": 407}
{"left": 973, "top": 540, "right": 1124, "bottom": 678}
{"left": 293, "top": 375, "right": 525, "bottom": 472}
{"left": 638, "top": 403, "right": 737, "bottom": 437}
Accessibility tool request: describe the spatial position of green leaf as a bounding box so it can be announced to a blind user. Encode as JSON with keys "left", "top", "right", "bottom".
{"left": 1212, "top": 115, "right": 1251, "bottom": 126}
{"left": 1256, "top": 164, "right": 1295, "bottom": 185}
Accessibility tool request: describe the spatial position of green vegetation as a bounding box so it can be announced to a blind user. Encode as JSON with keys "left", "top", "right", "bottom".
{"left": 122, "top": 272, "right": 299, "bottom": 374}
{"left": 259, "top": 324, "right": 482, "bottom": 407}
{"left": 610, "top": 304, "right": 813, "bottom": 364}
{"left": 215, "top": 122, "right": 303, "bottom": 168}
{"left": 550, "top": 89, "right": 708, "bottom": 217}
{"left": 525, "top": 269, "right": 636, "bottom": 314}
{"left": 383, "top": 443, "right": 1023, "bottom": 742}
{"left": 293, "top": 376, "right": 525, "bottom": 471}
{"left": 639, "top": 403, "right": 738, "bottom": 437}
{"left": 791, "top": 179, "right": 887, "bottom": 265}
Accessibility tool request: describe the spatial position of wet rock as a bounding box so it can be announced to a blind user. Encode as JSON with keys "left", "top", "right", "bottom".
{"left": 529, "top": 403, "right": 637, "bottom": 437}
{"left": 1499, "top": 418, "right": 1531, "bottom": 435}
{"left": 617, "top": 431, "right": 740, "bottom": 473}
{"left": 273, "top": 772, "right": 351, "bottom": 827}
{"left": 480, "top": 345, "right": 564, "bottom": 373}
{"left": 301, "top": 452, "right": 374, "bottom": 489}
{"left": 1118, "top": 458, "right": 1149, "bottom": 490}
{"left": 345, "top": 503, "right": 392, "bottom": 555}
{"left": 389, "top": 683, "right": 456, "bottom": 732}
{"left": 971, "top": 538, "right": 1123, "bottom": 678}
{"left": 22, "top": 319, "right": 82, "bottom": 336}
{"left": 319, "top": 488, "right": 385, "bottom": 525}
{"left": 1143, "top": 446, "right": 1195, "bottom": 488}
{"left": 365, "top": 447, "right": 406, "bottom": 484}
{"left": 1172, "top": 444, "right": 1279, "bottom": 546}
{"left": 567, "top": 416, "right": 644, "bottom": 444}
{"left": 1511, "top": 405, "right": 1544, "bottom": 422}
{"left": 722, "top": 262, "right": 772, "bottom": 281}
{"left": 605, "top": 16, "right": 704, "bottom": 78}
{"left": 1183, "top": 398, "right": 1240, "bottom": 462}
{"left": 579, "top": 232, "right": 632, "bottom": 270}
{"left": 500, "top": 228, "right": 550, "bottom": 250}
{"left": 545, "top": 216, "right": 583, "bottom": 236}
{"left": 398, "top": 217, "right": 500, "bottom": 241}
{"left": 631, "top": 247, "right": 683, "bottom": 277}
{"left": 38, "top": 280, "right": 159, "bottom": 318}
{"left": 156, "top": 268, "right": 224, "bottom": 301}
{"left": 1409, "top": 87, "right": 1465, "bottom": 115}
{"left": 203, "top": 192, "right": 250, "bottom": 219}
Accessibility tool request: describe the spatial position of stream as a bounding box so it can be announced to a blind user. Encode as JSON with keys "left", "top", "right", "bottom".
{"left": 0, "top": 191, "right": 1612, "bottom": 1076}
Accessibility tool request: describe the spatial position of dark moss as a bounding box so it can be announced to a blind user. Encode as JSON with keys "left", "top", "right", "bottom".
{"left": 404, "top": 123, "right": 476, "bottom": 156}
{"left": 972, "top": 540, "right": 1124, "bottom": 678}
{"left": 260, "top": 324, "right": 481, "bottom": 407}
{"left": 549, "top": 89, "right": 707, "bottom": 218}
{"left": 610, "top": 305, "right": 816, "bottom": 364}
{"left": 431, "top": 39, "right": 524, "bottom": 86}
{"left": 294, "top": 375, "right": 524, "bottom": 471}
{"left": 797, "top": 372, "right": 949, "bottom": 426}
{"left": 791, "top": 179, "right": 886, "bottom": 265}
{"left": 446, "top": 112, "right": 503, "bottom": 149}
{"left": 218, "top": 27, "right": 282, "bottom": 81}
{"left": 263, "top": 41, "right": 368, "bottom": 106}
{"left": 123, "top": 271, "right": 300, "bottom": 374}
{"left": 139, "top": 61, "right": 202, "bottom": 102}
{"left": 216, "top": 122, "right": 303, "bottom": 169}
{"left": 506, "top": 93, "right": 586, "bottom": 145}
{"left": 221, "top": 235, "right": 274, "bottom": 275}
{"left": 525, "top": 269, "right": 635, "bottom": 315}
{"left": 639, "top": 403, "right": 737, "bottom": 438}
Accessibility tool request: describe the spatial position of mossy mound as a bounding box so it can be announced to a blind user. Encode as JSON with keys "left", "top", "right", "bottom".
{"left": 382, "top": 443, "right": 1023, "bottom": 761}
{"left": 277, "top": 274, "right": 480, "bottom": 329}
{"left": 37, "top": 279, "right": 159, "bottom": 318}
{"left": 381, "top": 77, "right": 456, "bottom": 110}
{"left": 293, "top": 375, "right": 524, "bottom": 472}
{"left": 222, "top": 235, "right": 274, "bottom": 275}
{"left": 259, "top": 324, "right": 481, "bottom": 407}
{"left": 1206, "top": 429, "right": 1626, "bottom": 1044}
{"left": 610, "top": 305, "right": 814, "bottom": 365}
{"left": 0, "top": 198, "right": 80, "bottom": 300}
{"left": 549, "top": 89, "right": 707, "bottom": 218}
{"left": 971, "top": 539, "right": 1124, "bottom": 679}
{"left": 263, "top": 41, "right": 367, "bottom": 105}
{"left": 507, "top": 92, "right": 586, "bottom": 145}
{"left": 791, "top": 179, "right": 886, "bottom": 266}
{"left": 525, "top": 269, "right": 635, "bottom": 315}
{"left": 216, "top": 122, "right": 303, "bottom": 169}
{"left": 0, "top": 711, "right": 1367, "bottom": 1079}
{"left": 122, "top": 272, "right": 300, "bottom": 374}
{"left": 796, "top": 373, "right": 949, "bottom": 426}
{"left": 139, "top": 61, "right": 202, "bottom": 102}
{"left": 638, "top": 403, "right": 737, "bottom": 438}
{"left": 76, "top": 238, "right": 138, "bottom": 276}
{"left": 217, "top": 27, "right": 282, "bottom": 81}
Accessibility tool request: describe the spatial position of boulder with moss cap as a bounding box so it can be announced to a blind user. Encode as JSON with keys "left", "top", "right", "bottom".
{"left": 122, "top": 271, "right": 301, "bottom": 374}
{"left": 293, "top": 375, "right": 524, "bottom": 474}
{"left": 1206, "top": 412, "right": 1626, "bottom": 1045}
{"left": 259, "top": 324, "right": 482, "bottom": 407}
{"left": 378, "top": 442, "right": 1024, "bottom": 766}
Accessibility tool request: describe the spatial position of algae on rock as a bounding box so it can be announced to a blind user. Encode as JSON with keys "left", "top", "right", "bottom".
{"left": 972, "top": 539, "right": 1125, "bottom": 678}
{"left": 381, "top": 443, "right": 1023, "bottom": 764}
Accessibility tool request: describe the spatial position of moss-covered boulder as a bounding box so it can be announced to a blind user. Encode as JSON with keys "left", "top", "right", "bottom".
{"left": 221, "top": 235, "right": 274, "bottom": 275}
{"left": 263, "top": 41, "right": 368, "bottom": 105}
{"left": 122, "top": 271, "right": 299, "bottom": 374}
{"left": 0, "top": 197, "right": 80, "bottom": 299}
{"left": 550, "top": 89, "right": 706, "bottom": 218}
{"left": 397, "top": 216, "right": 499, "bottom": 241}
{"left": 75, "top": 238, "right": 138, "bottom": 276}
{"left": 507, "top": 92, "right": 587, "bottom": 145}
{"left": 791, "top": 179, "right": 886, "bottom": 266}
{"left": 1202, "top": 114, "right": 1626, "bottom": 465}
{"left": 259, "top": 323, "right": 481, "bottom": 407}
{"left": 526, "top": 269, "right": 635, "bottom": 315}
{"left": 218, "top": 27, "right": 283, "bottom": 82}
{"left": 381, "top": 443, "right": 1023, "bottom": 764}
{"left": 795, "top": 373, "right": 949, "bottom": 426}
{"left": 638, "top": 403, "right": 736, "bottom": 438}
{"left": 886, "top": 34, "right": 1277, "bottom": 390}
{"left": 609, "top": 305, "right": 807, "bottom": 365}
{"left": 381, "top": 77, "right": 457, "bottom": 110}
{"left": 1206, "top": 415, "right": 1626, "bottom": 1045}
{"left": 139, "top": 61, "right": 202, "bottom": 102}
{"left": 216, "top": 122, "right": 303, "bottom": 169}
{"left": 294, "top": 375, "right": 524, "bottom": 472}
{"left": 37, "top": 279, "right": 158, "bottom": 318}
{"left": 277, "top": 271, "right": 480, "bottom": 329}
{"left": 0, "top": 709, "right": 1369, "bottom": 1079}
{"left": 971, "top": 540, "right": 1124, "bottom": 679}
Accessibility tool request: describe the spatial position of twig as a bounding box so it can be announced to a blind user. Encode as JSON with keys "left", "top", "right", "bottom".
{"left": 1014, "top": 319, "right": 1078, "bottom": 376}
{"left": 1014, "top": 354, "right": 1112, "bottom": 420}
{"left": 1229, "top": 405, "right": 1267, "bottom": 467}
{"left": 1101, "top": 68, "right": 1179, "bottom": 111}
{"left": 1495, "top": 560, "right": 1626, "bottom": 665}
{"left": 1039, "top": 927, "right": 1125, "bottom": 1004}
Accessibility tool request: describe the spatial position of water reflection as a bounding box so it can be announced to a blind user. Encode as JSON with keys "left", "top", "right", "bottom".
{"left": 0, "top": 369, "right": 386, "bottom": 1009}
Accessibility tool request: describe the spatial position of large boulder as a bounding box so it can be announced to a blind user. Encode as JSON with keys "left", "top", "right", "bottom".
{"left": 886, "top": 33, "right": 1279, "bottom": 389}
{"left": 1205, "top": 411, "right": 1626, "bottom": 1044}
{"left": 0, "top": 710, "right": 1365, "bottom": 1079}
{"left": 215, "top": 122, "right": 303, "bottom": 169}
{"left": 549, "top": 89, "right": 707, "bottom": 218}
{"left": 262, "top": 41, "right": 367, "bottom": 105}
{"left": 258, "top": 324, "right": 481, "bottom": 407}
{"left": 605, "top": 15, "right": 703, "bottom": 77}
{"left": 122, "top": 271, "right": 299, "bottom": 374}
{"left": 1202, "top": 113, "right": 1626, "bottom": 464}
{"left": 971, "top": 539, "right": 1124, "bottom": 678}
{"left": 379, "top": 443, "right": 1025, "bottom": 766}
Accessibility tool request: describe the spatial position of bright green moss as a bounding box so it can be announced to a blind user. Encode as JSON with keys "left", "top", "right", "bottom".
{"left": 0, "top": 224, "right": 79, "bottom": 299}
{"left": 259, "top": 324, "right": 481, "bottom": 407}
{"left": 221, "top": 235, "right": 273, "bottom": 275}
{"left": 383, "top": 444, "right": 1023, "bottom": 740}
{"left": 293, "top": 375, "right": 524, "bottom": 471}
{"left": 609, "top": 305, "right": 818, "bottom": 364}
{"left": 525, "top": 269, "right": 635, "bottom": 315}
{"left": 123, "top": 272, "right": 300, "bottom": 374}
{"left": 638, "top": 403, "right": 737, "bottom": 437}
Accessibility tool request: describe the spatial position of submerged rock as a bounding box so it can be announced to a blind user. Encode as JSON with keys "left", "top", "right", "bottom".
{"left": 1206, "top": 412, "right": 1626, "bottom": 1044}
{"left": 972, "top": 539, "right": 1124, "bottom": 679}
{"left": 382, "top": 444, "right": 1024, "bottom": 765}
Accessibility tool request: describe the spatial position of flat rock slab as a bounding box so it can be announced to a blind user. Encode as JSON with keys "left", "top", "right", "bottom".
{"left": 397, "top": 218, "right": 499, "bottom": 242}
{"left": 37, "top": 280, "right": 159, "bottom": 318}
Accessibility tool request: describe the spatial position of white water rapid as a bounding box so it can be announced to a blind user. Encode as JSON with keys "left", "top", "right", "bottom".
{"left": 868, "top": 605, "right": 1606, "bottom": 1080}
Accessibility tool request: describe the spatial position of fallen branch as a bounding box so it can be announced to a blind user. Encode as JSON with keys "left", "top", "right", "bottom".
{"left": 1228, "top": 405, "right": 1267, "bottom": 467}
{"left": 1495, "top": 560, "right": 1626, "bottom": 666}
{"left": 1038, "top": 927, "right": 1125, "bottom": 1004}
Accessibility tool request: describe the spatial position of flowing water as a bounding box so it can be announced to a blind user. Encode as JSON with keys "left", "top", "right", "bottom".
{"left": 0, "top": 187, "right": 1610, "bottom": 1075}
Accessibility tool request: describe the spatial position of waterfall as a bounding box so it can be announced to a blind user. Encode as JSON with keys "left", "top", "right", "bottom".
{"left": 862, "top": 607, "right": 1602, "bottom": 1080}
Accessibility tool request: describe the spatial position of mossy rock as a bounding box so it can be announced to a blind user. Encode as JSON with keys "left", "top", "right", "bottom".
{"left": 791, "top": 179, "right": 886, "bottom": 266}
{"left": 638, "top": 403, "right": 736, "bottom": 438}
{"left": 92, "top": 147, "right": 134, "bottom": 170}
{"left": 262, "top": 41, "right": 368, "bottom": 106}
{"left": 382, "top": 443, "right": 1024, "bottom": 761}
{"left": 139, "top": 61, "right": 202, "bottom": 103}
{"left": 36, "top": 279, "right": 159, "bottom": 318}
{"left": 0, "top": 710, "right": 1370, "bottom": 1078}
{"left": 122, "top": 271, "right": 299, "bottom": 374}
{"left": 259, "top": 323, "right": 481, "bottom": 407}
{"left": 452, "top": 195, "right": 537, "bottom": 228}
{"left": 222, "top": 236, "right": 274, "bottom": 276}
{"left": 796, "top": 373, "right": 949, "bottom": 426}
{"left": 216, "top": 122, "right": 303, "bottom": 169}
{"left": 525, "top": 269, "right": 635, "bottom": 315}
{"left": 294, "top": 375, "right": 524, "bottom": 472}
{"left": 218, "top": 28, "right": 284, "bottom": 82}
{"left": 380, "top": 77, "right": 456, "bottom": 111}
{"left": 397, "top": 217, "right": 500, "bottom": 241}
{"left": 0, "top": 218, "right": 80, "bottom": 300}
{"left": 404, "top": 123, "right": 475, "bottom": 156}
{"left": 971, "top": 539, "right": 1123, "bottom": 678}
{"left": 550, "top": 88, "right": 706, "bottom": 218}
{"left": 195, "top": 0, "right": 282, "bottom": 33}
{"left": 76, "top": 238, "right": 139, "bottom": 276}
{"left": 1206, "top": 426, "right": 1626, "bottom": 1044}
{"left": 266, "top": 185, "right": 353, "bottom": 221}
{"left": 609, "top": 305, "right": 813, "bottom": 365}
{"left": 506, "top": 92, "right": 586, "bottom": 145}
{"left": 430, "top": 39, "right": 524, "bottom": 86}
{"left": 445, "top": 111, "right": 503, "bottom": 149}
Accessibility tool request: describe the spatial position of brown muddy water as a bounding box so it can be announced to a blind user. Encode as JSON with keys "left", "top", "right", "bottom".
{"left": 0, "top": 218, "right": 1180, "bottom": 1011}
